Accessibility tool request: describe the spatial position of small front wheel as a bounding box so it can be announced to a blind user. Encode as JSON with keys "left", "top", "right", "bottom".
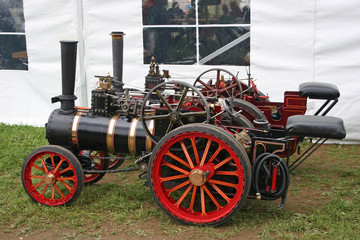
{"left": 21, "top": 145, "right": 84, "bottom": 206}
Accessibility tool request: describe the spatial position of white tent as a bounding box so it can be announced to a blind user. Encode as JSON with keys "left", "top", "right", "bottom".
{"left": 0, "top": 0, "right": 359, "bottom": 143}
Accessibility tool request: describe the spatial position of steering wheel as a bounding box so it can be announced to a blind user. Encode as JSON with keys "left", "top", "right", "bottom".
{"left": 193, "top": 68, "right": 243, "bottom": 99}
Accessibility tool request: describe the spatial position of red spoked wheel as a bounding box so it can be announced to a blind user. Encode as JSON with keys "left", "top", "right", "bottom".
{"left": 79, "top": 151, "right": 109, "bottom": 185}
{"left": 148, "top": 124, "right": 251, "bottom": 226}
{"left": 21, "top": 145, "right": 84, "bottom": 206}
{"left": 193, "top": 68, "right": 243, "bottom": 99}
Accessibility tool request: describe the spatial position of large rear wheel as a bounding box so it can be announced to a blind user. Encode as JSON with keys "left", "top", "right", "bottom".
{"left": 148, "top": 124, "right": 251, "bottom": 225}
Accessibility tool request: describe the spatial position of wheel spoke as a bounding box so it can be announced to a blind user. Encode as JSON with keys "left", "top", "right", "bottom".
{"left": 180, "top": 111, "right": 207, "bottom": 118}
{"left": 162, "top": 162, "right": 189, "bottom": 175}
{"left": 167, "top": 180, "right": 190, "bottom": 196}
{"left": 218, "top": 83, "right": 237, "bottom": 96}
{"left": 176, "top": 87, "right": 189, "bottom": 111}
{"left": 30, "top": 175, "right": 45, "bottom": 179}
{"left": 207, "top": 145, "right": 224, "bottom": 164}
{"left": 50, "top": 155, "right": 56, "bottom": 170}
{"left": 57, "top": 176, "right": 75, "bottom": 181}
{"left": 222, "top": 82, "right": 238, "bottom": 93}
{"left": 40, "top": 156, "right": 49, "bottom": 173}
{"left": 196, "top": 79, "right": 213, "bottom": 90}
{"left": 180, "top": 140, "right": 194, "bottom": 169}
{"left": 51, "top": 185, "right": 55, "bottom": 200}
{"left": 33, "top": 180, "right": 45, "bottom": 189}
{"left": 208, "top": 179, "right": 238, "bottom": 189}
{"left": 216, "top": 70, "right": 220, "bottom": 88}
{"left": 210, "top": 183, "right": 231, "bottom": 203}
{"left": 156, "top": 89, "right": 172, "bottom": 111}
{"left": 200, "top": 186, "right": 206, "bottom": 215}
{"left": 213, "top": 156, "right": 233, "bottom": 170}
{"left": 41, "top": 184, "right": 49, "bottom": 196}
{"left": 143, "top": 114, "right": 170, "bottom": 121}
{"left": 166, "top": 122, "right": 174, "bottom": 134}
{"left": 60, "top": 180, "right": 73, "bottom": 191}
{"left": 208, "top": 92, "right": 216, "bottom": 97}
{"left": 53, "top": 158, "right": 65, "bottom": 173}
{"left": 59, "top": 166, "right": 72, "bottom": 175}
{"left": 203, "top": 185, "right": 222, "bottom": 210}
{"left": 175, "top": 183, "right": 193, "bottom": 207}
{"left": 165, "top": 151, "right": 191, "bottom": 168}
{"left": 214, "top": 170, "right": 238, "bottom": 176}
{"left": 160, "top": 174, "right": 188, "bottom": 183}
{"left": 200, "top": 139, "right": 212, "bottom": 166}
{"left": 188, "top": 185, "right": 197, "bottom": 213}
{"left": 190, "top": 137, "right": 200, "bottom": 165}
{"left": 53, "top": 184, "right": 65, "bottom": 198}
{"left": 178, "top": 119, "right": 185, "bottom": 126}
{"left": 31, "top": 163, "right": 45, "bottom": 172}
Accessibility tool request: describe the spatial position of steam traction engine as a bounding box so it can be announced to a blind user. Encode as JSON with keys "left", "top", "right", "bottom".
{"left": 22, "top": 32, "right": 346, "bottom": 226}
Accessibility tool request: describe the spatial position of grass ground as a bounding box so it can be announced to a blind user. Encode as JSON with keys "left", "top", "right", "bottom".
{"left": 0, "top": 123, "right": 359, "bottom": 239}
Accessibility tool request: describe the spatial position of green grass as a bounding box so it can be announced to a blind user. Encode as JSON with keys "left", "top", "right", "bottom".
{"left": 0, "top": 123, "right": 359, "bottom": 239}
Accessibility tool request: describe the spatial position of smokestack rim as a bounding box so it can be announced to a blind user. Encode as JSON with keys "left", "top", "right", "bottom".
{"left": 110, "top": 31, "right": 125, "bottom": 36}
{"left": 60, "top": 40, "right": 79, "bottom": 44}
{"left": 110, "top": 32, "right": 125, "bottom": 39}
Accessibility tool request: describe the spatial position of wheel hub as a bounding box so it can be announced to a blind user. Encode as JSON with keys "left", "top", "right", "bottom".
{"left": 44, "top": 173, "right": 56, "bottom": 185}
{"left": 189, "top": 169, "right": 205, "bottom": 186}
{"left": 189, "top": 169, "right": 211, "bottom": 186}
{"left": 169, "top": 111, "right": 180, "bottom": 122}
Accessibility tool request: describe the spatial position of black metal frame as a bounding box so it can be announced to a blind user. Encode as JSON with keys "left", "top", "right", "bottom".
{"left": 315, "top": 99, "right": 338, "bottom": 116}
{"left": 287, "top": 138, "right": 328, "bottom": 173}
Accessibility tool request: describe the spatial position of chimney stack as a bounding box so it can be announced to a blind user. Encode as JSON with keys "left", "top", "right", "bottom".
{"left": 52, "top": 41, "right": 78, "bottom": 114}
{"left": 111, "top": 32, "right": 125, "bottom": 92}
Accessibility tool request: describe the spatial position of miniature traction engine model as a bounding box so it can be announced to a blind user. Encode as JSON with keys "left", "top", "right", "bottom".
{"left": 22, "top": 32, "right": 346, "bottom": 226}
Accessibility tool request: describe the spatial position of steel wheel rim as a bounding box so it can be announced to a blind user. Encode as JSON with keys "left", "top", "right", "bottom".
{"left": 23, "top": 151, "right": 79, "bottom": 206}
{"left": 151, "top": 131, "right": 246, "bottom": 224}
